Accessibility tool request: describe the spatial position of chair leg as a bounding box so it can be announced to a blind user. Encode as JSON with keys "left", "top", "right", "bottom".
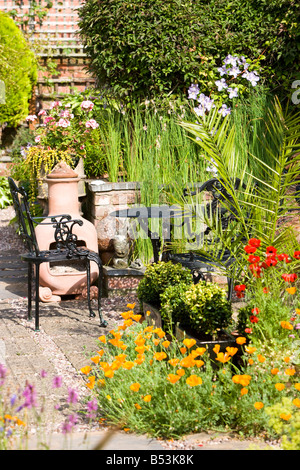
{"left": 35, "top": 263, "right": 40, "bottom": 332}
{"left": 227, "top": 277, "right": 233, "bottom": 302}
{"left": 27, "top": 262, "right": 33, "bottom": 321}
{"left": 97, "top": 261, "right": 107, "bottom": 327}
{"left": 86, "top": 260, "right": 96, "bottom": 318}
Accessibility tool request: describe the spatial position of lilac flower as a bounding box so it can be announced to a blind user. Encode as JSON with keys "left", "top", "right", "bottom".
{"left": 10, "top": 394, "right": 17, "bottom": 407}
{"left": 22, "top": 383, "right": 37, "bottom": 409}
{"left": 223, "top": 54, "right": 239, "bottom": 67}
{"left": 215, "top": 78, "right": 228, "bottom": 91}
{"left": 227, "top": 87, "right": 239, "bottom": 99}
{"left": 217, "top": 65, "right": 228, "bottom": 76}
{"left": 61, "top": 413, "right": 78, "bottom": 434}
{"left": 197, "top": 93, "right": 215, "bottom": 111}
{"left": 218, "top": 104, "right": 231, "bottom": 117}
{"left": 242, "top": 70, "right": 260, "bottom": 86}
{"left": 40, "top": 369, "right": 47, "bottom": 378}
{"left": 86, "top": 398, "right": 98, "bottom": 419}
{"left": 188, "top": 83, "right": 200, "bottom": 100}
{"left": 52, "top": 376, "right": 63, "bottom": 388}
{"left": 67, "top": 387, "right": 79, "bottom": 405}
{"left": 193, "top": 105, "right": 205, "bottom": 117}
{"left": 227, "top": 65, "right": 240, "bottom": 78}
{"left": 0, "top": 363, "right": 7, "bottom": 386}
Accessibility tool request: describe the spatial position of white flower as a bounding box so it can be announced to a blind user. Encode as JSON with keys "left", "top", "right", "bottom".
{"left": 217, "top": 65, "right": 228, "bottom": 76}
{"left": 56, "top": 118, "right": 71, "bottom": 128}
{"left": 215, "top": 78, "right": 228, "bottom": 91}
{"left": 228, "top": 65, "right": 240, "bottom": 78}
{"left": 223, "top": 54, "right": 239, "bottom": 67}
{"left": 81, "top": 100, "right": 94, "bottom": 111}
{"left": 34, "top": 135, "right": 41, "bottom": 143}
{"left": 85, "top": 119, "right": 99, "bottom": 129}
{"left": 26, "top": 115, "right": 37, "bottom": 122}
{"left": 194, "top": 105, "right": 205, "bottom": 117}
{"left": 227, "top": 87, "right": 238, "bottom": 99}
{"left": 242, "top": 70, "right": 260, "bottom": 86}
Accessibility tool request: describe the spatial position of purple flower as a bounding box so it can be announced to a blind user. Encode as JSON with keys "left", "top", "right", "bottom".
{"left": 242, "top": 70, "right": 260, "bottom": 86}
{"left": 22, "top": 383, "right": 37, "bottom": 409}
{"left": 227, "top": 87, "right": 239, "bottom": 99}
{"left": 228, "top": 65, "right": 240, "bottom": 78}
{"left": 0, "top": 363, "right": 7, "bottom": 386}
{"left": 86, "top": 399, "right": 98, "bottom": 419}
{"left": 61, "top": 413, "right": 78, "bottom": 434}
{"left": 40, "top": 370, "right": 47, "bottom": 378}
{"left": 215, "top": 78, "right": 228, "bottom": 91}
{"left": 188, "top": 83, "right": 200, "bottom": 100}
{"left": 67, "top": 387, "right": 79, "bottom": 405}
{"left": 217, "top": 65, "right": 228, "bottom": 76}
{"left": 52, "top": 376, "right": 63, "bottom": 388}
{"left": 10, "top": 394, "right": 17, "bottom": 407}
{"left": 218, "top": 104, "right": 231, "bottom": 117}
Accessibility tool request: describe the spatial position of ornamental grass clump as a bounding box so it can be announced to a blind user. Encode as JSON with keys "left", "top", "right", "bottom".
{"left": 80, "top": 303, "right": 300, "bottom": 442}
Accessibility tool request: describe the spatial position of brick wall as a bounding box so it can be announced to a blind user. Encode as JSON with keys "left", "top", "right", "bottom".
{"left": 0, "top": 0, "right": 95, "bottom": 110}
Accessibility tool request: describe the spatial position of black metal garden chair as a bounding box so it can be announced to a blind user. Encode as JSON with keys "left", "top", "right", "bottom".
{"left": 165, "top": 178, "right": 249, "bottom": 301}
{"left": 8, "top": 177, "right": 108, "bottom": 331}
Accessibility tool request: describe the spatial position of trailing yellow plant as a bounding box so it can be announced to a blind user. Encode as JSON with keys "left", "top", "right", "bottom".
{"left": 24, "top": 146, "right": 73, "bottom": 201}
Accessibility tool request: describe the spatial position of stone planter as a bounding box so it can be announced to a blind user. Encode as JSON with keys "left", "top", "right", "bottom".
{"left": 142, "top": 302, "right": 162, "bottom": 328}
{"left": 86, "top": 180, "right": 141, "bottom": 264}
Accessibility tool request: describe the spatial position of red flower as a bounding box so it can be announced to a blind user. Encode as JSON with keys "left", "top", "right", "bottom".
{"left": 250, "top": 315, "right": 259, "bottom": 323}
{"left": 248, "top": 255, "right": 260, "bottom": 263}
{"left": 263, "top": 287, "right": 269, "bottom": 294}
{"left": 244, "top": 245, "right": 257, "bottom": 254}
{"left": 277, "top": 253, "right": 289, "bottom": 262}
{"left": 234, "top": 284, "right": 246, "bottom": 292}
{"left": 251, "top": 308, "right": 260, "bottom": 315}
{"left": 248, "top": 238, "right": 261, "bottom": 248}
{"left": 265, "top": 256, "right": 278, "bottom": 267}
{"left": 245, "top": 328, "right": 253, "bottom": 334}
{"left": 294, "top": 251, "right": 300, "bottom": 259}
{"left": 282, "top": 273, "right": 297, "bottom": 283}
{"left": 266, "top": 246, "right": 277, "bottom": 255}
{"left": 249, "top": 263, "right": 262, "bottom": 278}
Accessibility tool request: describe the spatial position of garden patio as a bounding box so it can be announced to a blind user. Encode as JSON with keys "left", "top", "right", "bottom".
{"left": 1, "top": 0, "right": 300, "bottom": 452}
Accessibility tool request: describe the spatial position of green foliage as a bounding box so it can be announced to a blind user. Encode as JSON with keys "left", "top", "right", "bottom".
{"left": 137, "top": 261, "right": 193, "bottom": 308}
{"left": 78, "top": 0, "right": 299, "bottom": 103}
{"left": 0, "top": 177, "right": 12, "bottom": 209}
{"left": 161, "top": 280, "right": 233, "bottom": 337}
{"left": 0, "top": 12, "right": 37, "bottom": 128}
{"left": 266, "top": 398, "right": 300, "bottom": 450}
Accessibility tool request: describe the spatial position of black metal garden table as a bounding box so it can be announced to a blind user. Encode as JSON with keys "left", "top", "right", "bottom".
{"left": 109, "top": 205, "right": 195, "bottom": 263}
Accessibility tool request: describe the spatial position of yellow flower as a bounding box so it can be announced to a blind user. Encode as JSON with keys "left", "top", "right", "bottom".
{"left": 180, "top": 355, "right": 195, "bottom": 368}
{"left": 248, "top": 358, "right": 254, "bottom": 365}
{"left": 153, "top": 351, "right": 167, "bottom": 361}
{"left": 286, "top": 287, "right": 297, "bottom": 295}
{"left": 143, "top": 395, "right": 152, "bottom": 402}
{"left": 153, "top": 339, "right": 160, "bottom": 346}
{"left": 296, "top": 308, "right": 300, "bottom": 315}
{"left": 294, "top": 383, "right": 300, "bottom": 391}
{"left": 86, "top": 376, "right": 96, "bottom": 389}
{"left": 132, "top": 314, "right": 142, "bottom": 322}
{"left": 285, "top": 368, "right": 296, "bottom": 376}
{"left": 280, "top": 413, "right": 292, "bottom": 421}
{"left": 104, "top": 370, "right": 114, "bottom": 378}
{"left": 90, "top": 356, "right": 100, "bottom": 364}
{"left": 97, "top": 379, "right": 106, "bottom": 387}
{"left": 135, "top": 354, "right": 145, "bottom": 365}
{"left": 280, "top": 321, "right": 294, "bottom": 330}
{"left": 135, "top": 345, "right": 146, "bottom": 354}
{"left": 98, "top": 335, "right": 106, "bottom": 343}
{"left": 271, "top": 368, "right": 279, "bottom": 375}
{"left": 226, "top": 347, "right": 238, "bottom": 356}
{"left": 106, "top": 395, "right": 112, "bottom": 400}
{"left": 183, "top": 338, "right": 197, "bottom": 349}
{"left": 293, "top": 398, "right": 300, "bottom": 407}
{"left": 180, "top": 347, "right": 187, "bottom": 354}
{"left": 254, "top": 402, "right": 264, "bottom": 410}
{"left": 284, "top": 357, "right": 290, "bottom": 363}
{"left": 134, "top": 403, "right": 142, "bottom": 410}
{"left": 121, "top": 311, "right": 132, "bottom": 320}
{"left": 80, "top": 365, "right": 92, "bottom": 375}
{"left": 257, "top": 354, "right": 266, "bottom": 363}
{"left": 122, "top": 361, "right": 135, "bottom": 370}
{"left": 97, "top": 349, "right": 105, "bottom": 357}
{"left": 127, "top": 303, "right": 136, "bottom": 309}
{"left": 130, "top": 383, "right": 141, "bottom": 392}
{"left": 236, "top": 337, "right": 246, "bottom": 345}
{"left": 215, "top": 352, "right": 231, "bottom": 363}
{"left": 186, "top": 375, "right": 202, "bottom": 387}
{"left": 168, "top": 358, "right": 179, "bottom": 367}
{"left": 232, "top": 374, "right": 251, "bottom": 386}
{"left": 240, "top": 387, "right": 248, "bottom": 396}
{"left": 176, "top": 368, "right": 185, "bottom": 377}
{"left": 275, "top": 383, "right": 285, "bottom": 391}
{"left": 195, "top": 360, "right": 205, "bottom": 368}
{"left": 167, "top": 374, "right": 181, "bottom": 384}
{"left": 245, "top": 346, "right": 257, "bottom": 354}
{"left": 213, "top": 344, "right": 220, "bottom": 354}
{"left": 194, "top": 347, "right": 206, "bottom": 356}
{"left": 162, "top": 340, "right": 170, "bottom": 348}
{"left": 154, "top": 328, "right": 166, "bottom": 338}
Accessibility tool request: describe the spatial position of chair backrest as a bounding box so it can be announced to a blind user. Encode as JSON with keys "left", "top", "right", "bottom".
{"left": 8, "top": 177, "right": 40, "bottom": 256}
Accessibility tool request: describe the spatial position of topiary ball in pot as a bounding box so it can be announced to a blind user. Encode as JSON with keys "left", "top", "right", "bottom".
{"left": 137, "top": 261, "right": 193, "bottom": 308}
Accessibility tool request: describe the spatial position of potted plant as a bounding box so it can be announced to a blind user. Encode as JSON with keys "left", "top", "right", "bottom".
{"left": 137, "top": 261, "right": 193, "bottom": 327}
{"left": 23, "top": 97, "right": 101, "bottom": 200}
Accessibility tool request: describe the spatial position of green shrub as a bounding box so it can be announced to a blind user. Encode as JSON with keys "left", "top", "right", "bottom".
{"left": 78, "top": 0, "right": 299, "bottom": 103}
{"left": 0, "top": 12, "right": 37, "bottom": 128}
{"left": 137, "top": 261, "right": 193, "bottom": 308}
{"left": 162, "top": 280, "right": 233, "bottom": 338}
{"left": 0, "top": 177, "right": 12, "bottom": 209}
